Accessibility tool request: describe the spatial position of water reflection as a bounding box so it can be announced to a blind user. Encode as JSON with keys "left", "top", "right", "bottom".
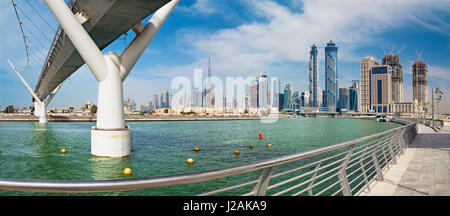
{"left": 90, "top": 157, "right": 131, "bottom": 180}
{"left": 30, "top": 123, "right": 58, "bottom": 156}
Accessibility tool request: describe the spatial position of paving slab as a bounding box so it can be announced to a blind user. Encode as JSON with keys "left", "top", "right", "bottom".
{"left": 359, "top": 123, "right": 450, "bottom": 196}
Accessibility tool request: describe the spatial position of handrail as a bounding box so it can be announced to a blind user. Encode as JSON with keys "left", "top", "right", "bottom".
{"left": 0, "top": 120, "right": 417, "bottom": 194}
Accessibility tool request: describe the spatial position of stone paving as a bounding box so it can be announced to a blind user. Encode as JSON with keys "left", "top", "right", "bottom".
{"left": 360, "top": 123, "right": 450, "bottom": 196}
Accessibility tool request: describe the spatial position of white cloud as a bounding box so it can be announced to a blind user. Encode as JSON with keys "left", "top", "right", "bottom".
{"left": 177, "top": 0, "right": 216, "bottom": 15}
{"left": 173, "top": 0, "right": 450, "bottom": 78}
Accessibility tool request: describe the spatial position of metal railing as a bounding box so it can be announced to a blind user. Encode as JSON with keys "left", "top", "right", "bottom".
{"left": 0, "top": 120, "right": 418, "bottom": 195}
{"left": 418, "top": 118, "right": 444, "bottom": 131}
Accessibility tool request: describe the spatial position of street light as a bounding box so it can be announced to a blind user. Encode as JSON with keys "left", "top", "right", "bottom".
{"left": 432, "top": 87, "right": 444, "bottom": 128}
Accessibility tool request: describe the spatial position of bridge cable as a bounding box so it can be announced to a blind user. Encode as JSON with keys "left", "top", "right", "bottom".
{"left": 21, "top": 23, "right": 49, "bottom": 52}
{"left": 25, "top": 37, "right": 48, "bottom": 60}
{"left": 23, "top": 0, "right": 56, "bottom": 32}
{"left": 10, "top": 0, "right": 30, "bottom": 73}
{"left": 15, "top": 2, "right": 52, "bottom": 43}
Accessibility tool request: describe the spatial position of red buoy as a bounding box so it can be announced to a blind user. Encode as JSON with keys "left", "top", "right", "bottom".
{"left": 259, "top": 132, "right": 262, "bottom": 140}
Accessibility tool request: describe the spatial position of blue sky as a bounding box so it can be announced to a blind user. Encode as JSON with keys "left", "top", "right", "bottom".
{"left": 1, "top": 0, "right": 449, "bottom": 112}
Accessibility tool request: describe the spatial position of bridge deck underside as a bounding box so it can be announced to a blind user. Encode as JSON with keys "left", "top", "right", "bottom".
{"left": 35, "top": 0, "right": 170, "bottom": 100}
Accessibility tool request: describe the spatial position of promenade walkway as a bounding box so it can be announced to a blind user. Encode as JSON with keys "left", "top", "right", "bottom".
{"left": 360, "top": 122, "right": 450, "bottom": 196}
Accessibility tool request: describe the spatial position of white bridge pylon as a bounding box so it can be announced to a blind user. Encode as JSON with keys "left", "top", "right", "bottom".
{"left": 43, "top": 0, "right": 179, "bottom": 157}
{"left": 7, "top": 59, "right": 63, "bottom": 124}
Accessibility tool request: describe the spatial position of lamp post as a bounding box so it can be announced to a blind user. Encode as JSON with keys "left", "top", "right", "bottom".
{"left": 431, "top": 87, "right": 443, "bottom": 128}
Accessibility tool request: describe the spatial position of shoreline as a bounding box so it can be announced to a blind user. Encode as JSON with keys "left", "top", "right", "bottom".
{"left": 0, "top": 114, "right": 402, "bottom": 123}
{"left": 0, "top": 115, "right": 288, "bottom": 122}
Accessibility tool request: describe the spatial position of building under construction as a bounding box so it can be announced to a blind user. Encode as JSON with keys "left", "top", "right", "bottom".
{"left": 412, "top": 59, "right": 428, "bottom": 110}
{"left": 383, "top": 54, "right": 403, "bottom": 103}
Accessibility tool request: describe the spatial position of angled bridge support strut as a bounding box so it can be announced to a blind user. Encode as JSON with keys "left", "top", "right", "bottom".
{"left": 7, "top": 59, "right": 63, "bottom": 124}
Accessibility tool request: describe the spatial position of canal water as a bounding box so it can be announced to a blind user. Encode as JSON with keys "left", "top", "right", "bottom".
{"left": 0, "top": 118, "right": 400, "bottom": 195}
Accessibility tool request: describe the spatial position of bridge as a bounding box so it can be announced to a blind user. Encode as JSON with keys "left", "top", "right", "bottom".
{"left": 8, "top": 0, "right": 179, "bottom": 157}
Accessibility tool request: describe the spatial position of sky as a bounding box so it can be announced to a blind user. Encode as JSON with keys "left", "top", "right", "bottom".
{"left": 0, "top": 0, "right": 449, "bottom": 113}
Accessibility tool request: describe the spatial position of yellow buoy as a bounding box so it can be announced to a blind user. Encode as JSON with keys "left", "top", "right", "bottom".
{"left": 123, "top": 168, "right": 132, "bottom": 175}
{"left": 268, "top": 144, "right": 272, "bottom": 147}
{"left": 194, "top": 147, "right": 200, "bottom": 151}
{"left": 249, "top": 145, "right": 254, "bottom": 148}
{"left": 234, "top": 149, "right": 240, "bottom": 154}
{"left": 61, "top": 148, "right": 66, "bottom": 153}
{"left": 187, "top": 158, "right": 194, "bottom": 164}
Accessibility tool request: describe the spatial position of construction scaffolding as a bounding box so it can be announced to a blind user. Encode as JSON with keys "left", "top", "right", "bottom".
{"left": 382, "top": 54, "right": 403, "bottom": 103}
{"left": 412, "top": 59, "right": 428, "bottom": 110}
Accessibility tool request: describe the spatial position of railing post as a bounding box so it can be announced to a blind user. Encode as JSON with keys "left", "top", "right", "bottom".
{"left": 250, "top": 169, "right": 265, "bottom": 196}
{"left": 308, "top": 162, "right": 321, "bottom": 196}
{"left": 380, "top": 139, "right": 389, "bottom": 165}
{"left": 256, "top": 167, "right": 273, "bottom": 196}
{"left": 388, "top": 132, "right": 397, "bottom": 164}
{"left": 359, "top": 142, "right": 371, "bottom": 191}
{"left": 395, "top": 128, "right": 404, "bottom": 156}
{"left": 403, "top": 127, "right": 411, "bottom": 147}
{"left": 338, "top": 144, "right": 354, "bottom": 196}
{"left": 372, "top": 136, "right": 384, "bottom": 181}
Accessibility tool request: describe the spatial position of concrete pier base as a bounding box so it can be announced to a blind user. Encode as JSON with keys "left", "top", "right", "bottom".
{"left": 91, "top": 126, "right": 131, "bottom": 158}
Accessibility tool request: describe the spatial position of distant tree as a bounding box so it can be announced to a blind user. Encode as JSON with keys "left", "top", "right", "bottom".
{"left": 91, "top": 105, "right": 98, "bottom": 115}
{"left": 3, "top": 105, "right": 15, "bottom": 113}
{"left": 164, "top": 108, "right": 168, "bottom": 113}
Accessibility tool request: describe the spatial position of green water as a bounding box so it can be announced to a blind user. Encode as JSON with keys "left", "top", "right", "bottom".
{"left": 0, "top": 118, "right": 400, "bottom": 195}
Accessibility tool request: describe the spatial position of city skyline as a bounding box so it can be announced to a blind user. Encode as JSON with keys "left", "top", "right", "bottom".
{"left": 0, "top": 0, "right": 449, "bottom": 112}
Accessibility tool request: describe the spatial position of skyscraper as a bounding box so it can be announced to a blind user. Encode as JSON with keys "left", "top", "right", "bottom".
{"left": 193, "top": 87, "right": 201, "bottom": 107}
{"left": 249, "top": 79, "right": 259, "bottom": 108}
{"left": 279, "top": 93, "right": 284, "bottom": 111}
{"left": 153, "top": 94, "right": 159, "bottom": 109}
{"left": 337, "top": 87, "right": 349, "bottom": 110}
{"left": 383, "top": 54, "right": 403, "bottom": 103}
{"left": 350, "top": 80, "right": 360, "bottom": 112}
{"left": 349, "top": 88, "right": 358, "bottom": 111}
{"left": 412, "top": 59, "right": 428, "bottom": 108}
{"left": 271, "top": 77, "right": 280, "bottom": 112}
{"left": 325, "top": 40, "right": 338, "bottom": 110}
{"left": 283, "top": 84, "right": 292, "bottom": 110}
{"left": 301, "top": 91, "right": 310, "bottom": 107}
{"left": 370, "top": 65, "right": 392, "bottom": 113}
{"left": 160, "top": 92, "right": 164, "bottom": 108}
{"left": 204, "top": 56, "right": 213, "bottom": 108}
{"left": 165, "top": 90, "right": 170, "bottom": 108}
{"left": 258, "top": 72, "right": 269, "bottom": 110}
{"left": 360, "top": 56, "right": 379, "bottom": 112}
{"left": 309, "top": 44, "right": 319, "bottom": 107}
{"left": 292, "top": 91, "right": 301, "bottom": 109}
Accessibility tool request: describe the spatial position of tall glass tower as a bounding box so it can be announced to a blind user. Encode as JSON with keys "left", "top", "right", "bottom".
{"left": 309, "top": 44, "right": 319, "bottom": 107}
{"left": 324, "top": 40, "right": 338, "bottom": 110}
{"left": 270, "top": 77, "right": 280, "bottom": 112}
{"left": 283, "top": 84, "right": 292, "bottom": 110}
{"left": 258, "top": 72, "right": 269, "bottom": 110}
